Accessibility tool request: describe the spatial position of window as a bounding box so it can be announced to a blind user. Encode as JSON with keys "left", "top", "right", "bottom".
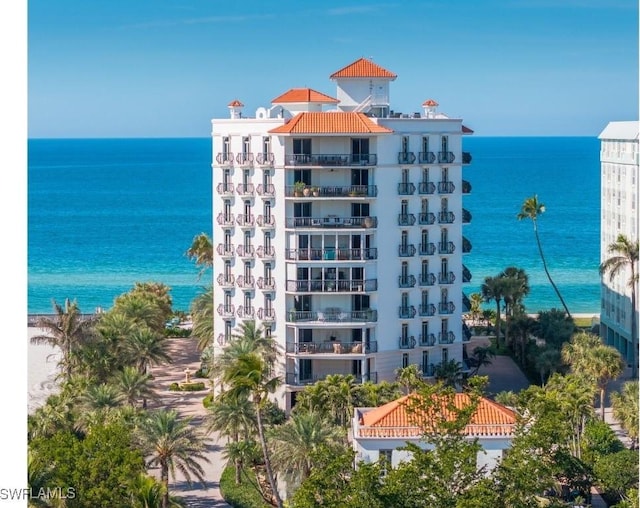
{"left": 441, "top": 135, "right": 448, "bottom": 153}
{"left": 244, "top": 200, "right": 252, "bottom": 217}
{"left": 422, "top": 167, "right": 430, "bottom": 183}
{"left": 401, "top": 261, "right": 409, "bottom": 278}
{"left": 422, "top": 136, "right": 429, "bottom": 154}
{"left": 224, "top": 260, "right": 231, "bottom": 279}
{"left": 244, "top": 261, "right": 252, "bottom": 279}
{"left": 225, "top": 321, "right": 232, "bottom": 342}
{"left": 244, "top": 292, "right": 252, "bottom": 310}
{"left": 262, "top": 137, "right": 271, "bottom": 156}
{"left": 401, "top": 199, "right": 409, "bottom": 215}
{"left": 441, "top": 228, "right": 448, "bottom": 244}
{"left": 441, "top": 167, "right": 449, "bottom": 182}
{"left": 224, "top": 230, "right": 232, "bottom": 249}
{"left": 401, "top": 292, "right": 409, "bottom": 308}
{"left": 223, "top": 136, "right": 230, "bottom": 156}
{"left": 402, "top": 353, "right": 409, "bottom": 368}
{"left": 401, "top": 230, "right": 409, "bottom": 248}
{"left": 294, "top": 202, "right": 312, "bottom": 218}
{"left": 352, "top": 138, "right": 370, "bottom": 162}
{"left": 441, "top": 197, "right": 448, "bottom": 212}
{"left": 441, "top": 258, "right": 449, "bottom": 275}
{"left": 441, "top": 288, "right": 448, "bottom": 303}
{"left": 243, "top": 169, "right": 250, "bottom": 186}
{"left": 263, "top": 169, "right": 272, "bottom": 187}
{"left": 264, "top": 232, "right": 272, "bottom": 249}
{"left": 421, "top": 198, "right": 429, "bottom": 214}
{"left": 442, "top": 347, "right": 448, "bottom": 364}
{"left": 422, "top": 350, "right": 429, "bottom": 373}
{"left": 293, "top": 138, "right": 311, "bottom": 155}
{"left": 402, "top": 136, "right": 409, "bottom": 154}
{"left": 293, "top": 168, "right": 311, "bottom": 185}
{"left": 264, "top": 201, "right": 272, "bottom": 219}
{"left": 421, "top": 290, "right": 429, "bottom": 307}
{"left": 421, "top": 259, "right": 429, "bottom": 278}
{"left": 401, "top": 168, "right": 409, "bottom": 184}
{"left": 224, "top": 291, "right": 232, "bottom": 309}
{"left": 379, "top": 449, "right": 393, "bottom": 476}
{"left": 224, "top": 200, "right": 231, "bottom": 219}
{"left": 242, "top": 136, "right": 250, "bottom": 155}
{"left": 421, "top": 229, "right": 429, "bottom": 245}
{"left": 244, "top": 230, "right": 251, "bottom": 249}
{"left": 223, "top": 168, "right": 231, "bottom": 190}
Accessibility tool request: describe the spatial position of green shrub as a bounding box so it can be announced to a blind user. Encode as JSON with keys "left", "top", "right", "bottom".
{"left": 194, "top": 368, "right": 208, "bottom": 378}
{"left": 164, "top": 326, "right": 191, "bottom": 338}
{"left": 168, "top": 382, "right": 180, "bottom": 391}
{"left": 168, "top": 381, "right": 206, "bottom": 392}
{"left": 202, "top": 394, "right": 214, "bottom": 408}
{"left": 219, "top": 464, "right": 271, "bottom": 508}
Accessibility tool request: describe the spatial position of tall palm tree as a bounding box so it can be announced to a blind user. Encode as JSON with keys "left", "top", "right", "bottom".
{"left": 434, "top": 359, "right": 464, "bottom": 389}
{"left": 136, "top": 409, "right": 210, "bottom": 508}
{"left": 600, "top": 233, "right": 639, "bottom": 378}
{"left": 113, "top": 366, "right": 155, "bottom": 408}
{"left": 534, "top": 348, "right": 561, "bottom": 385}
{"left": 395, "top": 364, "right": 424, "bottom": 394}
{"left": 611, "top": 380, "right": 639, "bottom": 449}
{"left": 469, "top": 292, "right": 484, "bottom": 325}
{"left": 467, "top": 346, "right": 495, "bottom": 376}
{"left": 190, "top": 286, "right": 214, "bottom": 351}
{"left": 517, "top": 195, "right": 572, "bottom": 319}
{"left": 113, "top": 294, "right": 166, "bottom": 334}
{"left": 125, "top": 326, "right": 172, "bottom": 375}
{"left": 186, "top": 233, "right": 213, "bottom": 278}
{"left": 31, "top": 298, "right": 94, "bottom": 382}
{"left": 481, "top": 275, "right": 505, "bottom": 347}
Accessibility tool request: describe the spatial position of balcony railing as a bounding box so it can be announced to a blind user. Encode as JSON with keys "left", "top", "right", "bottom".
{"left": 216, "top": 244, "right": 235, "bottom": 257}
{"left": 419, "top": 273, "right": 436, "bottom": 286}
{"left": 398, "top": 306, "right": 416, "bottom": 319}
{"left": 438, "top": 151, "right": 455, "bottom": 163}
{"left": 419, "top": 303, "right": 436, "bottom": 317}
{"left": 216, "top": 183, "right": 234, "bottom": 196}
{"left": 462, "top": 265, "right": 472, "bottom": 283}
{"left": 438, "top": 271, "right": 456, "bottom": 284}
{"left": 418, "top": 212, "right": 436, "bottom": 225}
{"left": 236, "top": 245, "right": 255, "bottom": 257}
{"left": 217, "top": 304, "right": 235, "bottom": 317}
{"left": 462, "top": 180, "right": 472, "bottom": 194}
{"left": 216, "top": 274, "right": 235, "bottom": 287}
{"left": 438, "top": 302, "right": 456, "bottom": 314}
{"left": 236, "top": 214, "right": 255, "bottom": 227}
{"left": 285, "top": 216, "right": 377, "bottom": 229}
{"left": 438, "top": 181, "right": 455, "bottom": 194}
{"left": 398, "top": 213, "right": 416, "bottom": 226}
{"left": 235, "top": 153, "right": 254, "bottom": 166}
{"left": 286, "top": 340, "right": 377, "bottom": 355}
{"left": 419, "top": 242, "right": 436, "bottom": 256}
{"left": 462, "top": 209, "right": 472, "bottom": 224}
{"left": 439, "top": 331, "right": 456, "bottom": 344}
{"left": 285, "top": 247, "right": 377, "bottom": 261}
{"left": 256, "top": 307, "right": 276, "bottom": 321}
{"left": 285, "top": 153, "right": 378, "bottom": 166}
{"left": 462, "top": 237, "right": 472, "bottom": 253}
{"left": 419, "top": 151, "right": 436, "bottom": 164}
{"left": 285, "top": 185, "right": 377, "bottom": 198}
{"left": 398, "top": 152, "right": 416, "bottom": 164}
{"left": 418, "top": 181, "right": 436, "bottom": 194}
{"left": 257, "top": 277, "right": 276, "bottom": 290}
{"left": 236, "top": 275, "right": 255, "bottom": 289}
{"left": 215, "top": 152, "right": 234, "bottom": 165}
{"left": 256, "top": 245, "right": 275, "bottom": 258}
{"left": 256, "top": 152, "right": 274, "bottom": 166}
{"left": 398, "top": 275, "right": 416, "bottom": 288}
{"left": 462, "top": 152, "right": 472, "bottom": 164}
{"left": 287, "top": 309, "right": 378, "bottom": 323}
{"left": 399, "top": 336, "right": 416, "bottom": 349}
{"left": 398, "top": 244, "right": 416, "bottom": 257}
{"left": 236, "top": 305, "right": 255, "bottom": 319}
{"left": 419, "top": 333, "right": 436, "bottom": 347}
{"left": 285, "top": 371, "right": 378, "bottom": 386}
{"left": 286, "top": 279, "right": 377, "bottom": 293}
{"left": 216, "top": 213, "right": 234, "bottom": 226}
{"left": 397, "top": 182, "right": 416, "bottom": 195}
{"left": 438, "top": 211, "right": 455, "bottom": 224}
{"left": 257, "top": 215, "right": 276, "bottom": 228}
{"left": 236, "top": 183, "right": 255, "bottom": 196}
{"left": 462, "top": 293, "right": 471, "bottom": 312}
{"left": 256, "top": 183, "right": 276, "bottom": 196}
{"left": 438, "top": 241, "right": 456, "bottom": 254}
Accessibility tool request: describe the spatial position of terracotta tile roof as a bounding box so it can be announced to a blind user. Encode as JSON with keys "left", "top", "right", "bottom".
{"left": 423, "top": 99, "right": 439, "bottom": 107}
{"left": 271, "top": 88, "right": 339, "bottom": 104}
{"left": 330, "top": 58, "right": 397, "bottom": 79}
{"left": 358, "top": 393, "right": 516, "bottom": 438}
{"left": 462, "top": 125, "right": 474, "bottom": 134}
{"left": 228, "top": 99, "right": 244, "bottom": 107}
{"left": 268, "top": 112, "right": 393, "bottom": 134}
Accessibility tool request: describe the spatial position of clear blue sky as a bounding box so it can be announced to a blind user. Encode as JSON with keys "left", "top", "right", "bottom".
{"left": 26, "top": 0, "right": 640, "bottom": 137}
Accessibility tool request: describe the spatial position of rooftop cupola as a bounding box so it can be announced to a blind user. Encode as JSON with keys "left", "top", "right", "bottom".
{"left": 228, "top": 99, "right": 244, "bottom": 119}
{"left": 422, "top": 99, "right": 439, "bottom": 119}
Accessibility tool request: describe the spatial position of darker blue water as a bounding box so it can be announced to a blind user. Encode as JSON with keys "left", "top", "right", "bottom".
{"left": 27, "top": 137, "right": 601, "bottom": 314}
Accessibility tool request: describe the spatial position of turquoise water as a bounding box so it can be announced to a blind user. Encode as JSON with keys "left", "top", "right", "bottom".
{"left": 27, "top": 137, "right": 601, "bottom": 314}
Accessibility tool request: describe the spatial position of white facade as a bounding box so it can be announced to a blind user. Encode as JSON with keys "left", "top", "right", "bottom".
{"left": 598, "top": 121, "right": 639, "bottom": 366}
{"left": 211, "top": 59, "right": 474, "bottom": 411}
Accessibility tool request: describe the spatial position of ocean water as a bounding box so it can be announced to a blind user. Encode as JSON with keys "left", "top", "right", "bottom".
{"left": 27, "top": 137, "right": 601, "bottom": 315}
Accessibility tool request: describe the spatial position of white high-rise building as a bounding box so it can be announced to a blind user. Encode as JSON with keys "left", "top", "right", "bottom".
{"left": 598, "top": 121, "right": 639, "bottom": 366}
{"left": 211, "top": 58, "right": 474, "bottom": 410}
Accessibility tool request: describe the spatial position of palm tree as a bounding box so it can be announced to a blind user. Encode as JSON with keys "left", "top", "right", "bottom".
{"left": 31, "top": 298, "right": 94, "bottom": 382}
{"left": 186, "top": 233, "right": 213, "bottom": 278}
{"left": 113, "top": 293, "right": 165, "bottom": 334}
{"left": 611, "top": 380, "right": 639, "bottom": 449}
{"left": 467, "top": 346, "right": 495, "bottom": 376}
{"left": 500, "top": 266, "right": 530, "bottom": 349}
{"left": 323, "top": 374, "right": 359, "bottom": 428}
{"left": 125, "top": 326, "right": 172, "bottom": 375}
{"left": 113, "top": 366, "right": 155, "bottom": 408}
{"left": 600, "top": 234, "right": 639, "bottom": 378}
{"left": 534, "top": 348, "right": 561, "bottom": 385}
{"left": 190, "top": 286, "right": 214, "bottom": 351}
{"left": 481, "top": 275, "right": 506, "bottom": 347}
{"left": 137, "top": 409, "right": 210, "bottom": 508}
{"left": 395, "top": 364, "right": 424, "bottom": 394}
{"left": 434, "top": 359, "right": 464, "bottom": 388}
{"left": 517, "top": 195, "right": 572, "bottom": 319}
{"left": 469, "top": 292, "right": 484, "bottom": 325}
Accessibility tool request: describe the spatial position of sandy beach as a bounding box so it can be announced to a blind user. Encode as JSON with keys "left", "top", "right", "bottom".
{"left": 27, "top": 327, "right": 61, "bottom": 414}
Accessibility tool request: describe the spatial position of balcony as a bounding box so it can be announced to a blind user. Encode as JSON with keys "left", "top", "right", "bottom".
{"left": 236, "top": 275, "right": 255, "bottom": 289}
{"left": 285, "top": 247, "right": 377, "bottom": 261}
{"left": 398, "top": 152, "right": 416, "bottom": 164}
{"left": 217, "top": 304, "right": 235, "bottom": 318}
{"left": 285, "top": 153, "right": 378, "bottom": 166}
{"left": 418, "top": 181, "right": 436, "bottom": 194}
{"left": 286, "top": 340, "right": 377, "bottom": 355}
{"left": 419, "top": 151, "right": 436, "bottom": 164}
{"left": 216, "top": 244, "right": 235, "bottom": 258}
{"left": 462, "top": 265, "right": 472, "bottom": 283}
{"left": 236, "top": 245, "right": 255, "bottom": 257}
{"left": 438, "top": 241, "right": 456, "bottom": 254}
{"left": 438, "top": 272, "right": 456, "bottom": 284}
{"left": 399, "top": 336, "right": 416, "bottom": 349}
{"left": 419, "top": 333, "right": 436, "bottom": 346}
{"left": 286, "top": 279, "right": 377, "bottom": 293}
{"left": 398, "top": 275, "right": 416, "bottom": 288}
{"left": 236, "top": 153, "right": 254, "bottom": 166}
{"left": 285, "top": 371, "right": 378, "bottom": 386}
{"left": 462, "top": 293, "right": 471, "bottom": 312}
{"left": 462, "top": 237, "right": 472, "bottom": 253}
{"left": 236, "top": 214, "right": 255, "bottom": 227}
{"left": 256, "top": 152, "right": 274, "bottom": 166}
{"left": 462, "top": 152, "right": 472, "bottom": 164}
{"left": 419, "top": 242, "right": 436, "bottom": 256}
{"left": 236, "top": 305, "right": 255, "bottom": 319}
{"left": 236, "top": 183, "right": 255, "bottom": 196}
{"left": 419, "top": 303, "right": 436, "bottom": 317}
{"left": 438, "top": 211, "right": 455, "bottom": 224}
{"left": 285, "top": 185, "right": 378, "bottom": 198}
{"left": 215, "top": 152, "right": 234, "bottom": 166}
{"left": 418, "top": 273, "right": 436, "bottom": 286}
{"left": 438, "top": 151, "right": 455, "bottom": 163}
{"left": 462, "top": 209, "right": 472, "bottom": 224}
{"left": 287, "top": 308, "right": 378, "bottom": 323}
{"left": 398, "top": 306, "right": 416, "bottom": 319}
{"left": 256, "top": 245, "right": 275, "bottom": 258}
{"left": 418, "top": 212, "right": 436, "bottom": 225}
{"left": 256, "top": 183, "right": 275, "bottom": 197}
{"left": 439, "top": 331, "right": 456, "bottom": 344}
{"left": 257, "top": 215, "right": 276, "bottom": 228}
{"left": 398, "top": 213, "right": 416, "bottom": 227}
{"left": 397, "top": 182, "right": 416, "bottom": 195}
{"left": 438, "top": 181, "right": 455, "bottom": 194}
{"left": 257, "top": 307, "right": 276, "bottom": 321}
{"left": 257, "top": 277, "right": 276, "bottom": 290}
{"left": 216, "top": 183, "right": 234, "bottom": 196}
{"left": 398, "top": 244, "right": 416, "bottom": 257}
{"left": 216, "top": 213, "right": 234, "bottom": 227}
{"left": 285, "top": 216, "right": 377, "bottom": 229}
{"left": 438, "top": 301, "right": 456, "bottom": 314}
{"left": 216, "top": 274, "right": 235, "bottom": 288}
{"left": 462, "top": 180, "right": 472, "bottom": 194}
